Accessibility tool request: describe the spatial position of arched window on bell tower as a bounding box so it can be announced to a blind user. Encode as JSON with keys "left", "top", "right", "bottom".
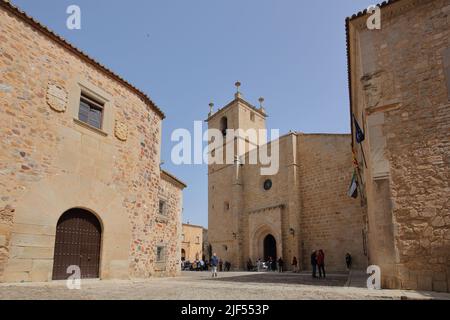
{"left": 220, "top": 117, "right": 228, "bottom": 137}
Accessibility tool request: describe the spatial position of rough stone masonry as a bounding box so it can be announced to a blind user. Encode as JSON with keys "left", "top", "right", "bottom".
{"left": 347, "top": 0, "right": 450, "bottom": 292}
{"left": 0, "top": 0, "right": 186, "bottom": 282}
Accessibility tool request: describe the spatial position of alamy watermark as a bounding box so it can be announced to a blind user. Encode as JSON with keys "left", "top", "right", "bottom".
{"left": 66, "top": 5, "right": 81, "bottom": 30}
{"left": 66, "top": 265, "right": 81, "bottom": 290}
{"left": 171, "top": 121, "right": 280, "bottom": 176}
{"left": 367, "top": 5, "right": 381, "bottom": 30}
{"left": 367, "top": 265, "right": 381, "bottom": 290}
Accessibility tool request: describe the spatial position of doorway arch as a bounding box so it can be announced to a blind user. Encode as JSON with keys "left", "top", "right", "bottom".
{"left": 52, "top": 208, "right": 102, "bottom": 280}
{"left": 264, "top": 234, "right": 277, "bottom": 260}
{"left": 181, "top": 249, "right": 186, "bottom": 261}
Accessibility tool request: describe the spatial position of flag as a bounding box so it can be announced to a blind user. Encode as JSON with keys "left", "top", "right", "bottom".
{"left": 353, "top": 114, "right": 365, "bottom": 143}
{"left": 347, "top": 171, "right": 358, "bottom": 199}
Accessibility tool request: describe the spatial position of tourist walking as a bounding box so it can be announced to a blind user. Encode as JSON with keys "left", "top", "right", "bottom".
{"left": 317, "top": 249, "right": 326, "bottom": 278}
{"left": 345, "top": 253, "right": 352, "bottom": 271}
{"left": 277, "top": 257, "right": 284, "bottom": 273}
{"left": 311, "top": 250, "right": 318, "bottom": 278}
{"left": 292, "top": 256, "right": 298, "bottom": 273}
{"left": 211, "top": 253, "right": 219, "bottom": 278}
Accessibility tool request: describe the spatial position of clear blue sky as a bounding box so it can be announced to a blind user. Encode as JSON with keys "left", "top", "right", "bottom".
{"left": 12, "top": 0, "right": 375, "bottom": 228}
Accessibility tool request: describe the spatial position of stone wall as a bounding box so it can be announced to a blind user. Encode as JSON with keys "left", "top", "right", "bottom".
{"left": 298, "top": 134, "right": 367, "bottom": 272}
{"left": 0, "top": 4, "right": 182, "bottom": 282}
{"left": 348, "top": 0, "right": 450, "bottom": 292}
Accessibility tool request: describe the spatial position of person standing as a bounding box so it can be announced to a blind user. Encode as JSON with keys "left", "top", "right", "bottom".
{"left": 219, "top": 258, "right": 223, "bottom": 272}
{"left": 211, "top": 253, "right": 219, "bottom": 278}
{"left": 345, "top": 253, "right": 352, "bottom": 271}
{"left": 200, "top": 259, "right": 205, "bottom": 271}
{"left": 292, "top": 256, "right": 298, "bottom": 273}
{"left": 311, "top": 250, "right": 318, "bottom": 278}
{"left": 277, "top": 257, "right": 284, "bottom": 273}
{"left": 317, "top": 250, "right": 326, "bottom": 279}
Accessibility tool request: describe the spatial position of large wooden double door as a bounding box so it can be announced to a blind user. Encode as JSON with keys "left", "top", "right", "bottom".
{"left": 52, "top": 208, "right": 102, "bottom": 280}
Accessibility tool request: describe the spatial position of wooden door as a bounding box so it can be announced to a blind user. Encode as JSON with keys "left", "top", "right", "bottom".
{"left": 52, "top": 208, "right": 101, "bottom": 280}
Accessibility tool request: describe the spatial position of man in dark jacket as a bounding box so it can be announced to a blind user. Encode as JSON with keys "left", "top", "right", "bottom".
{"left": 211, "top": 253, "right": 219, "bottom": 278}
{"left": 277, "top": 257, "right": 284, "bottom": 273}
{"left": 311, "top": 250, "right": 318, "bottom": 278}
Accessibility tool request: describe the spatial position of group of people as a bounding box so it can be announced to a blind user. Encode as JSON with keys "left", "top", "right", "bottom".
{"left": 182, "top": 256, "right": 232, "bottom": 273}
{"left": 208, "top": 251, "right": 354, "bottom": 278}
{"left": 209, "top": 253, "right": 232, "bottom": 277}
{"left": 310, "top": 251, "right": 353, "bottom": 279}
{"left": 247, "top": 257, "right": 288, "bottom": 272}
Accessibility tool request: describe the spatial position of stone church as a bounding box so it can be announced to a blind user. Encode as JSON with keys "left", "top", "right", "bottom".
{"left": 208, "top": 0, "right": 450, "bottom": 294}
{"left": 207, "top": 89, "right": 367, "bottom": 272}
{"left": 0, "top": 0, "right": 185, "bottom": 282}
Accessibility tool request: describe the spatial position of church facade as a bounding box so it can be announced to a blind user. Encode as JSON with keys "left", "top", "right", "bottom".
{"left": 207, "top": 91, "right": 367, "bottom": 272}
{"left": 0, "top": 1, "right": 185, "bottom": 282}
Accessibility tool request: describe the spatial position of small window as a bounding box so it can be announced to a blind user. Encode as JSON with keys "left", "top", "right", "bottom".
{"left": 220, "top": 117, "right": 228, "bottom": 137}
{"left": 263, "top": 179, "right": 273, "bottom": 191}
{"left": 224, "top": 202, "right": 230, "bottom": 211}
{"left": 182, "top": 234, "right": 185, "bottom": 242}
{"left": 78, "top": 93, "right": 104, "bottom": 129}
{"left": 159, "top": 200, "right": 166, "bottom": 216}
{"left": 250, "top": 112, "right": 255, "bottom": 122}
{"left": 196, "top": 236, "right": 200, "bottom": 244}
{"left": 156, "top": 246, "right": 166, "bottom": 262}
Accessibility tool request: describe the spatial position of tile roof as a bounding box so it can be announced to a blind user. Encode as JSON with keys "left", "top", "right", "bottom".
{"left": 0, "top": 0, "right": 165, "bottom": 119}
{"left": 161, "top": 170, "right": 187, "bottom": 189}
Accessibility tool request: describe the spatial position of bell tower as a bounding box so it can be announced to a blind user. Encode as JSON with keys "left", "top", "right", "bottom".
{"left": 206, "top": 82, "right": 267, "bottom": 270}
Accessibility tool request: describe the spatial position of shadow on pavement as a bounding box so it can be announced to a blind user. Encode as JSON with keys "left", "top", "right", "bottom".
{"left": 204, "top": 272, "right": 348, "bottom": 287}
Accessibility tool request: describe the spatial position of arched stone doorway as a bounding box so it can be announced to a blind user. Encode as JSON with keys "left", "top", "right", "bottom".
{"left": 52, "top": 208, "right": 102, "bottom": 280}
{"left": 263, "top": 234, "right": 277, "bottom": 260}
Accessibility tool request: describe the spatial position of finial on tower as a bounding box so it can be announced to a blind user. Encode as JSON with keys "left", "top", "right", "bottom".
{"left": 258, "top": 97, "right": 265, "bottom": 107}
{"left": 258, "top": 97, "right": 266, "bottom": 113}
{"left": 208, "top": 102, "right": 214, "bottom": 117}
{"left": 235, "top": 81, "right": 242, "bottom": 99}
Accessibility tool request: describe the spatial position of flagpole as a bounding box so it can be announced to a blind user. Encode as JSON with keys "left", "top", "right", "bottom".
{"left": 359, "top": 144, "right": 368, "bottom": 169}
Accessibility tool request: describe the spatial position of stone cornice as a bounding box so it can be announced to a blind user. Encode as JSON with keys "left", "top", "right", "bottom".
{"left": 247, "top": 204, "right": 285, "bottom": 215}
{"left": 206, "top": 97, "right": 267, "bottom": 122}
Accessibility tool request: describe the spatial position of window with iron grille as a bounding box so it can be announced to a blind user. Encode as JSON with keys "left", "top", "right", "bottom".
{"left": 156, "top": 246, "right": 166, "bottom": 262}
{"left": 78, "top": 93, "right": 104, "bottom": 129}
{"left": 159, "top": 200, "right": 167, "bottom": 216}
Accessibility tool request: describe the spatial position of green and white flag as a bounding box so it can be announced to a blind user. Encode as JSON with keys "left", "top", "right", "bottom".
{"left": 347, "top": 171, "right": 358, "bottom": 199}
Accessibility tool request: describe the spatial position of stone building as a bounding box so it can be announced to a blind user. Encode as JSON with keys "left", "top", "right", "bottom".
{"left": 181, "top": 223, "right": 204, "bottom": 262}
{"left": 203, "top": 228, "right": 211, "bottom": 262}
{"left": 0, "top": 1, "right": 186, "bottom": 282}
{"left": 207, "top": 89, "right": 367, "bottom": 272}
{"left": 347, "top": 0, "right": 450, "bottom": 292}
